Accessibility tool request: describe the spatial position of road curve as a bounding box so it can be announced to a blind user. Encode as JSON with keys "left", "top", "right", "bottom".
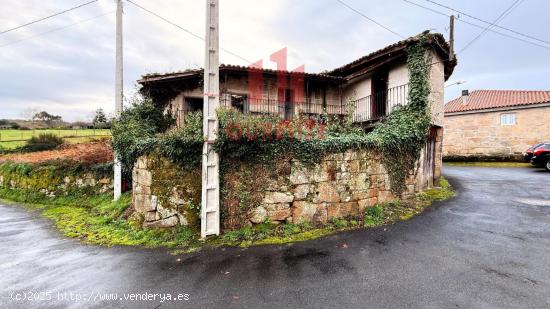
{"left": 0, "top": 166, "right": 549, "bottom": 308}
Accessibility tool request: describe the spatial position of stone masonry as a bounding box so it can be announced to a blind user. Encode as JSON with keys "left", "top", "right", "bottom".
{"left": 444, "top": 106, "right": 550, "bottom": 159}
{"left": 243, "top": 149, "right": 421, "bottom": 226}
{"left": 132, "top": 155, "right": 201, "bottom": 229}
{"left": 0, "top": 165, "right": 112, "bottom": 198}
{"left": 133, "top": 148, "right": 431, "bottom": 230}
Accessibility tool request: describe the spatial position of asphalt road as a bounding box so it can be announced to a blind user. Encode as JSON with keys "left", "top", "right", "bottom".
{"left": 1, "top": 166, "right": 549, "bottom": 309}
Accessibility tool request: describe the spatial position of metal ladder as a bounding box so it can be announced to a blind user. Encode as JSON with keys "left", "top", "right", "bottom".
{"left": 201, "top": 0, "right": 220, "bottom": 238}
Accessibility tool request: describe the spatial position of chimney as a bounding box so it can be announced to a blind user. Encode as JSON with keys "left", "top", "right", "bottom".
{"left": 461, "top": 89, "right": 469, "bottom": 105}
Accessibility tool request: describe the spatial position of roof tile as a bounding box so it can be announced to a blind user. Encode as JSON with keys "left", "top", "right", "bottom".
{"left": 445, "top": 90, "right": 550, "bottom": 113}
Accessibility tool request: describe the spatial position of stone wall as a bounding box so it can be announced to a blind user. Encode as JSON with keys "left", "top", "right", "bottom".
{"left": 133, "top": 148, "right": 432, "bottom": 230}
{"left": 443, "top": 106, "right": 550, "bottom": 159}
{"left": 0, "top": 163, "right": 113, "bottom": 197}
{"left": 223, "top": 149, "right": 423, "bottom": 228}
{"left": 132, "top": 154, "right": 201, "bottom": 228}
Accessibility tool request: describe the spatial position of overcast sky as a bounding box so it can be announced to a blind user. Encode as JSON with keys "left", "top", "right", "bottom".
{"left": 1, "top": 0, "right": 549, "bottom": 121}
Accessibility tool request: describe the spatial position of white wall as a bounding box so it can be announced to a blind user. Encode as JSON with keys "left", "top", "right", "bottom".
{"left": 388, "top": 63, "right": 408, "bottom": 89}
{"left": 428, "top": 50, "right": 445, "bottom": 127}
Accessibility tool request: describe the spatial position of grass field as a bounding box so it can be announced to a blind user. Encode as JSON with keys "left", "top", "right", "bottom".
{"left": 0, "top": 129, "right": 111, "bottom": 149}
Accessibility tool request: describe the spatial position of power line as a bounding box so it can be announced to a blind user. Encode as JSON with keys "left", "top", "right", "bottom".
{"left": 334, "top": 0, "right": 405, "bottom": 39}
{"left": 0, "top": 0, "right": 99, "bottom": 35}
{"left": 0, "top": 11, "right": 114, "bottom": 48}
{"left": 421, "top": 0, "right": 550, "bottom": 46}
{"left": 458, "top": 0, "right": 524, "bottom": 54}
{"left": 402, "top": 0, "right": 550, "bottom": 51}
{"left": 126, "top": 0, "right": 253, "bottom": 64}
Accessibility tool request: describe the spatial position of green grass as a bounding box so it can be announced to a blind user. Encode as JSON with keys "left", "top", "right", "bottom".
{"left": 422, "top": 177, "right": 456, "bottom": 201}
{"left": 0, "top": 188, "right": 197, "bottom": 248}
{"left": 0, "top": 176, "right": 456, "bottom": 251}
{"left": 444, "top": 161, "right": 530, "bottom": 168}
{"left": 0, "top": 129, "right": 111, "bottom": 149}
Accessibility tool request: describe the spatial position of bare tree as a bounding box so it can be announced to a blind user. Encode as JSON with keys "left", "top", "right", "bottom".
{"left": 20, "top": 107, "right": 39, "bottom": 121}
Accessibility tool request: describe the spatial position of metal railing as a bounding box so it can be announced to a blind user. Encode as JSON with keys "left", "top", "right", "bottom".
{"left": 221, "top": 97, "right": 346, "bottom": 120}
{"left": 351, "top": 83, "right": 409, "bottom": 123}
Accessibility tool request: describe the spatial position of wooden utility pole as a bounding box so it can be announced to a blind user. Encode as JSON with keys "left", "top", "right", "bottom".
{"left": 201, "top": 0, "right": 221, "bottom": 238}
{"left": 449, "top": 15, "right": 455, "bottom": 61}
{"left": 114, "top": 0, "right": 123, "bottom": 200}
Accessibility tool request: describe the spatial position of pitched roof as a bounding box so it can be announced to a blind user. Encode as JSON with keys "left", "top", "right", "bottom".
{"left": 328, "top": 31, "right": 456, "bottom": 80}
{"left": 445, "top": 90, "right": 550, "bottom": 113}
{"left": 139, "top": 64, "right": 343, "bottom": 84}
{"left": 139, "top": 31, "right": 456, "bottom": 85}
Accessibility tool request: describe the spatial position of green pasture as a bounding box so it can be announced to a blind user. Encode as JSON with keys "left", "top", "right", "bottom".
{"left": 0, "top": 129, "right": 111, "bottom": 149}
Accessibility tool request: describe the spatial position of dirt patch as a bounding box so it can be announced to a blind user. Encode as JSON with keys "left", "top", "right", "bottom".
{"left": 0, "top": 141, "right": 113, "bottom": 165}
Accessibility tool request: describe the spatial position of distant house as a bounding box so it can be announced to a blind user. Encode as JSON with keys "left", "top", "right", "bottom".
{"left": 443, "top": 89, "right": 550, "bottom": 160}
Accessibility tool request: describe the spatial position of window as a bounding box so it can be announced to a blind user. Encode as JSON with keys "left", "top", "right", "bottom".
{"left": 500, "top": 113, "right": 516, "bottom": 126}
{"left": 230, "top": 94, "right": 247, "bottom": 113}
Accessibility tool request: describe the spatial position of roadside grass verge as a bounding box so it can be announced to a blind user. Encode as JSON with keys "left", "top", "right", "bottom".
{"left": 0, "top": 177, "right": 455, "bottom": 251}
{"left": 0, "top": 188, "right": 196, "bottom": 247}
{"left": 444, "top": 161, "right": 530, "bottom": 168}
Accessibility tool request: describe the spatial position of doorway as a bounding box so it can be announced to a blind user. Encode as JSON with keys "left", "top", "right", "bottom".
{"left": 371, "top": 71, "right": 388, "bottom": 119}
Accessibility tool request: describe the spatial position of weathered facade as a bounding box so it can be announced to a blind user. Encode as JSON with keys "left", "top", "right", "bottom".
{"left": 444, "top": 90, "right": 550, "bottom": 160}
{"left": 140, "top": 32, "right": 453, "bottom": 130}
{"left": 132, "top": 32, "right": 456, "bottom": 229}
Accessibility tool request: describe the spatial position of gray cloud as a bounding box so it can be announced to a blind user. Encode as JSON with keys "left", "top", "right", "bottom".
{"left": 0, "top": 0, "right": 549, "bottom": 121}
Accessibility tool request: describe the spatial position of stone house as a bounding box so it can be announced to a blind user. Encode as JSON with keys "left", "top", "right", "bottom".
{"left": 444, "top": 90, "right": 550, "bottom": 160}
{"left": 132, "top": 32, "right": 456, "bottom": 228}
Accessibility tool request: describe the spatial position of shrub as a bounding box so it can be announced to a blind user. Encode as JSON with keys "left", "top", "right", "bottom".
{"left": 364, "top": 205, "right": 385, "bottom": 227}
{"left": 21, "top": 133, "right": 64, "bottom": 152}
{"left": 157, "top": 112, "right": 203, "bottom": 169}
{"left": 111, "top": 95, "right": 175, "bottom": 172}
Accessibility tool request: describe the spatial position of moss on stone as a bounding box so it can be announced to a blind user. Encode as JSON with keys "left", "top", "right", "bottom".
{"left": 146, "top": 152, "right": 201, "bottom": 228}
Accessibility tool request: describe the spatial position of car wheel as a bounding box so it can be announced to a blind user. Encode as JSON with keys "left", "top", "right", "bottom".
{"left": 546, "top": 160, "right": 550, "bottom": 171}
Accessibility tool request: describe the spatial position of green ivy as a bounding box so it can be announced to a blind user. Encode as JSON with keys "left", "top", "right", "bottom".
{"left": 111, "top": 96, "right": 175, "bottom": 172}
{"left": 369, "top": 36, "right": 432, "bottom": 194}
{"left": 158, "top": 112, "right": 204, "bottom": 169}
{"left": 113, "top": 36, "right": 432, "bottom": 196}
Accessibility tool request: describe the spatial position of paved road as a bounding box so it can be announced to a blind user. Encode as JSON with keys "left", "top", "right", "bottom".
{"left": 1, "top": 166, "right": 549, "bottom": 309}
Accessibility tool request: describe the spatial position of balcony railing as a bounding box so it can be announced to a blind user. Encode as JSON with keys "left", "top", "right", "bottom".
{"left": 217, "top": 84, "right": 409, "bottom": 122}
{"left": 351, "top": 84, "right": 409, "bottom": 123}
{"left": 221, "top": 96, "right": 345, "bottom": 120}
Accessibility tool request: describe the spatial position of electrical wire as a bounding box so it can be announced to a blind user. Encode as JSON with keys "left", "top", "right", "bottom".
{"left": 458, "top": 0, "right": 524, "bottom": 54}
{"left": 334, "top": 0, "right": 405, "bottom": 39}
{"left": 0, "top": 0, "right": 99, "bottom": 35}
{"left": 421, "top": 0, "right": 550, "bottom": 46}
{"left": 126, "top": 0, "right": 253, "bottom": 64}
{"left": 0, "top": 11, "right": 115, "bottom": 48}
{"left": 402, "top": 0, "right": 550, "bottom": 51}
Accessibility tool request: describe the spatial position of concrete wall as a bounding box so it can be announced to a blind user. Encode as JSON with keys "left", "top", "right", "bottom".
{"left": 443, "top": 105, "right": 550, "bottom": 158}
